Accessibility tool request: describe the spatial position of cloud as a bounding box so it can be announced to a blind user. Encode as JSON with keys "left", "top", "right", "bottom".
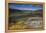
{"left": 9, "top": 4, "right": 42, "bottom": 11}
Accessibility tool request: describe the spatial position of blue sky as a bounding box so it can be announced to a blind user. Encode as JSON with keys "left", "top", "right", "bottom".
{"left": 9, "top": 4, "right": 42, "bottom": 11}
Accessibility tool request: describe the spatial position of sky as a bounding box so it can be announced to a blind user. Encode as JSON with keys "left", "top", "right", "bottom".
{"left": 9, "top": 3, "right": 43, "bottom": 11}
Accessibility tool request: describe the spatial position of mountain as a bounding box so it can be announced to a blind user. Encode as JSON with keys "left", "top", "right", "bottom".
{"left": 9, "top": 8, "right": 23, "bottom": 13}
{"left": 9, "top": 8, "right": 43, "bottom": 17}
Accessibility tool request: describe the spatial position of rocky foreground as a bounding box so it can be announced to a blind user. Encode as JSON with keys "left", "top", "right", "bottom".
{"left": 9, "top": 17, "right": 43, "bottom": 30}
